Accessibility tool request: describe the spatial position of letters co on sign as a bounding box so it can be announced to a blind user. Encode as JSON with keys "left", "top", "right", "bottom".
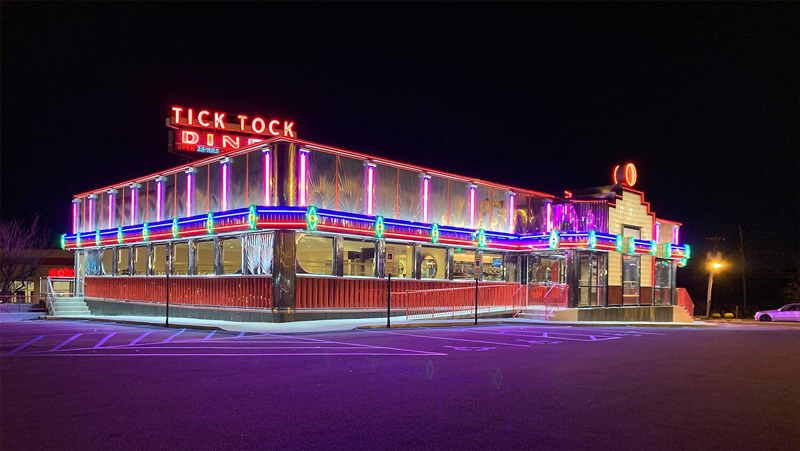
{"left": 167, "top": 106, "right": 297, "bottom": 158}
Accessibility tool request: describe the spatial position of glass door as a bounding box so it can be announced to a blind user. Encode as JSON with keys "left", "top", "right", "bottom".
{"left": 578, "top": 252, "right": 607, "bottom": 307}
{"left": 653, "top": 258, "right": 675, "bottom": 305}
{"left": 622, "top": 254, "right": 640, "bottom": 305}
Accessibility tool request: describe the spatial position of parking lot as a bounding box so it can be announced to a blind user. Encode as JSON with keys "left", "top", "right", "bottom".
{"left": 1, "top": 320, "right": 799, "bottom": 450}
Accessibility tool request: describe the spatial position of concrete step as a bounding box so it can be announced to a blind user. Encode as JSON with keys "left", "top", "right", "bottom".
{"left": 54, "top": 306, "right": 90, "bottom": 312}
{"left": 53, "top": 311, "right": 91, "bottom": 317}
{"left": 516, "top": 312, "right": 549, "bottom": 320}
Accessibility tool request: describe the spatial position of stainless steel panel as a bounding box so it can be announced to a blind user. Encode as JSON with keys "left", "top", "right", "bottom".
{"left": 449, "top": 181, "right": 469, "bottom": 228}
{"left": 308, "top": 150, "right": 336, "bottom": 210}
{"left": 136, "top": 186, "right": 147, "bottom": 226}
{"left": 247, "top": 149, "right": 266, "bottom": 206}
{"left": 145, "top": 181, "right": 158, "bottom": 224}
{"left": 275, "top": 142, "right": 297, "bottom": 207}
{"left": 398, "top": 169, "right": 421, "bottom": 222}
{"left": 272, "top": 230, "right": 297, "bottom": 312}
{"left": 490, "top": 188, "right": 509, "bottom": 232}
{"left": 208, "top": 162, "right": 222, "bottom": 213}
{"left": 230, "top": 154, "right": 247, "bottom": 210}
{"left": 193, "top": 164, "right": 209, "bottom": 215}
{"left": 176, "top": 172, "right": 188, "bottom": 218}
{"left": 375, "top": 239, "right": 386, "bottom": 278}
{"left": 429, "top": 176, "right": 448, "bottom": 225}
{"left": 162, "top": 174, "right": 176, "bottom": 220}
{"left": 374, "top": 165, "right": 398, "bottom": 219}
{"left": 475, "top": 185, "right": 491, "bottom": 230}
{"left": 337, "top": 156, "right": 365, "bottom": 214}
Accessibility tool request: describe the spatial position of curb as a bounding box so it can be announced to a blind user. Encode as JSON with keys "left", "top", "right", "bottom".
{"left": 358, "top": 319, "right": 715, "bottom": 329}
{"left": 41, "top": 315, "right": 224, "bottom": 331}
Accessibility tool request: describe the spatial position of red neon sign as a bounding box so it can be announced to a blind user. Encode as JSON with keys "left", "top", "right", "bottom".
{"left": 170, "top": 106, "right": 296, "bottom": 138}
{"left": 613, "top": 163, "right": 637, "bottom": 187}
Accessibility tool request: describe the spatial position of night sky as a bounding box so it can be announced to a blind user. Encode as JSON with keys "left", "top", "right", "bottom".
{"left": 2, "top": 3, "right": 798, "bottom": 306}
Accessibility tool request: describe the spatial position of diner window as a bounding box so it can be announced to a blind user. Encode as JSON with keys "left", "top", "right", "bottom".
{"left": 505, "top": 255, "right": 519, "bottom": 283}
{"left": 196, "top": 240, "right": 215, "bottom": 275}
{"left": 452, "top": 249, "right": 477, "bottom": 280}
{"left": 296, "top": 234, "right": 334, "bottom": 275}
{"left": 221, "top": 238, "right": 243, "bottom": 275}
{"left": 172, "top": 242, "right": 190, "bottom": 275}
{"left": 132, "top": 246, "right": 148, "bottom": 275}
{"left": 102, "top": 249, "right": 114, "bottom": 275}
{"left": 342, "top": 238, "right": 375, "bottom": 277}
{"left": 385, "top": 244, "right": 413, "bottom": 278}
{"left": 151, "top": 245, "right": 167, "bottom": 276}
{"left": 482, "top": 253, "right": 503, "bottom": 281}
{"left": 117, "top": 247, "right": 130, "bottom": 276}
{"left": 420, "top": 246, "right": 447, "bottom": 280}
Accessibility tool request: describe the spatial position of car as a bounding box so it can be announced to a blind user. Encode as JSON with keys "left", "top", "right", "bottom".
{"left": 755, "top": 303, "right": 800, "bottom": 322}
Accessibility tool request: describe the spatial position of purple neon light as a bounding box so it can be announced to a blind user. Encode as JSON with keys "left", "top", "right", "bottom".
{"left": 546, "top": 202, "right": 552, "bottom": 232}
{"left": 299, "top": 150, "right": 308, "bottom": 207}
{"left": 366, "top": 164, "right": 375, "bottom": 216}
{"left": 654, "top": 222, "right": 660, "bottom": 244}
{"left": 130, "top": 186, "right": 137, "bottom": 226}
{"left": 264, "top": 150, "right": 271, "bottom": 206}
{"left": 508, "top": 193, "right": 515, "bottom": 232}
{"left": 673, "top": 226, "right": 679, "bottom": 245}
{"left": 156, "top": 179, "right": 163, "bottom": 222}
{"left": 186, "top": 171, "right": 193, "bottom": 216}
{"left": 422, "top": 176, "right": 430, "bottom": 223}
{"left": 469, "top": 185, "right": 476, "bottom": 228}
{"left": 72, "top": 200, "right": 78, "bottom": 233}
{"left": 108, "top": 192, "right": 114, "bottom": 228}
{"left": 222, "top": 162, "right": 229, "bottom": 211}
{"left": 88, "top": 196, "right": 95, "bottom": 231}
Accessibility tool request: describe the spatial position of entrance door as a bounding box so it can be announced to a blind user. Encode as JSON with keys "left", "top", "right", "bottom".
{"left": 577, "top": 252, "right": 607, "bottom": 307}
{"left": 653, "top": 258, "right": 675, "bottom": 305}
{"left": 622, "top": 254, "right": 640, "bottom": 305}
{"left": 75, "top": 250, "right": 85, "bottom": 296}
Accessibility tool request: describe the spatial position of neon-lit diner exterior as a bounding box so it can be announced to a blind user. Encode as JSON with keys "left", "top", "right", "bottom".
{"left": 62, "top": 106, "right": 691, "bottom": 322}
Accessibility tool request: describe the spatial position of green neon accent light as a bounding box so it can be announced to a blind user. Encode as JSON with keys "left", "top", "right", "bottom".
{"left": 588, "top": 230, "right": 597, "bottom": 250}
{"left": 172, "top": 218, "right": 178, "bottom": 239}
{"left": 375, "top": 216, "right": 384, "bottom": 238}
{"left": 455, "top": 248, "right": 462, "bottom": 253}
{"left": 615, "top": 235, "right": 623, "bottom": 252}
{"left": 117, "top": 226, "right": 123, "bottom": 244}
{"left": 207, "top": 212, "right": 214, "bottom": 235}
{"left": 143, "top": 223, "right": 149, "bottom": 241}
{"left": 60, "top": 234, "right": 66, "bottom": 250}
{"left": 306, "top": 206, "right": 319, "bottom": 231}
{"left": 95, "top": 230, "right": 100, "bottom": 246}
{"left": 548, "top": 230, "right": 559, "bottom": 250}
{"left": 431, "top": 223, "right": 439, "bottom": 244}
{"left": 650, "top": 240, "right": 657, "bottom": 256}
{"left": 476, "top": 229, "right": 487, "bottom": 248}
{"left": 628, "top": 237, "right": 635, "bottom": 254}
{"left": 248, "top": 205, "right": 257, "bottom": 230}
{"left": 684, "top": 244, "right": 691, "bottom": 259}
{"left": 680, "top": 257, "right": 688, "bottom": 267}
{"left": 76, "top": 234, "right": 81, "bottom": 248}
{"left": 666, "top": 243, "right": 672, "bottom": 258}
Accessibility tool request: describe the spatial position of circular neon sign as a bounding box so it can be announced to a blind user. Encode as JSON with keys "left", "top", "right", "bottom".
{"left": 613, "top": 163, "right": 637, "bottom": 187}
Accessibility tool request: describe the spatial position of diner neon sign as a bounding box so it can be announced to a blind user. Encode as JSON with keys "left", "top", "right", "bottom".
{"left": 171, "top": 106, "right": 296, "bottom": 138}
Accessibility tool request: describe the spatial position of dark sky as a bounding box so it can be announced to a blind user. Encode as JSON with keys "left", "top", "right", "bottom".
{"left": 2, "top": 2, "right": 798, "bottom": 257}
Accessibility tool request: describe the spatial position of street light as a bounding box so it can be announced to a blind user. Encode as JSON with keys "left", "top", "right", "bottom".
{"left": 706, "top": 256, "right": 725, "bottom": 319}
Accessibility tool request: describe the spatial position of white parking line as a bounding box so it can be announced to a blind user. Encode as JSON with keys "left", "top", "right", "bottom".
{"left": 129, "top": 331, "right": 154, "bottom": 346}
{"left": 93, "top": 333, "right": 116, "bottom": 348}
{"left": 50, "top": 334, "right": 83, "bottom": 351}
{"left": 261, "top": 332, "right": 448, "bottom": 355}
{"left": 5, "top": 335, "right": 44, "bottom": 355}
{"left": 162, "top": 329, "right": 186, "bottom": 343}
{"left": 203, "top": 330, "right": 216, "bottom": 340}
{"left": 364, "top": 330, "right": 531, "bottom": 348}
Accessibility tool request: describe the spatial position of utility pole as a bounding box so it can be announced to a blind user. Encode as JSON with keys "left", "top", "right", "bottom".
{"left": 738, "top": 225, "right": 747, "bottom": 316}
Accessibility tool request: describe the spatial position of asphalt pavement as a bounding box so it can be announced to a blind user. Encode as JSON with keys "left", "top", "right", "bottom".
{"left": 1, "top": 320, "right": 798, "bottom": 451}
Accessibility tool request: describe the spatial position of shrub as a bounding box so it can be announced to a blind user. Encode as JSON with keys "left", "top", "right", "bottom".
{"left": 723, "top": 313, "right": 734, "bottom": 319}
{"left": 711, "top": 313, "right": 722, "bottom": 319}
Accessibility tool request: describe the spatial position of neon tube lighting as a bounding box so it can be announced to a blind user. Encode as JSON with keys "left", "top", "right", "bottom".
{"left": 222, "top": 162, "right": 229, "bottom": 211}
{"left": 422, "top": 176, "right": 430, "bottom": 223}
{"left": 366, "top": 165, "right": 375, "bottom": 216}
{"left": 546, "top": 202, "right": 552, "bottom": 232}
{"left": 186, "top": 170, "right": 193, "bottom": 216}
{"left": 673, "top": 226, "right": 679, "bottom": 245}
{"left": 88, "top": 196, "right": 95, "bottom": 231}
{"left": 264, "top": 150, "right": 271, "bottom": 206}
{"left": 469, "top": 185, "right": 476, "bottom": 228}
{"left": 108, "top": 192, "right": 114, "bottom": 228}
{"left": 508, "top": 193, "right": 515, "bottom": 232}
{"left": 130, "top": 186, "right": 137, "bottom": 226}
{"left": 156, "top": 179, "right": 163, "bottom": 222}
{"left": 299, "top": 149, "right": 308, "bottom": 207}
{"left": 72, "top": 200, "right": 78, "bottom": 234}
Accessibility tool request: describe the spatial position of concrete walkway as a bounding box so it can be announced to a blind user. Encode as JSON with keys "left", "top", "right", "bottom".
{"left": 42, "top": 314, "right": 714, "bottom": 333}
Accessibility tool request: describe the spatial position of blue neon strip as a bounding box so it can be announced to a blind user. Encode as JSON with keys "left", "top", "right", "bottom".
{"left": 256, "top": 206, "right": 305, "bottom": 215}
{"left": 317, "top": 209, "right": 374, "bottom": 223}
{"left": 213, "top": 209, "right": 251, "bottom": 220}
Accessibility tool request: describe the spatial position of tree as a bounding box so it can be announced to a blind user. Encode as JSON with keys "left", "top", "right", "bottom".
{"left": 0, "top": 215, "right": 50, "bottom": 296}
{"left": 784, "top": 276, "right": 800, "bottom": 304}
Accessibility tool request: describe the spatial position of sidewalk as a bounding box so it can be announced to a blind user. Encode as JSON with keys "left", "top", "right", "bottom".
{"left": 42, "top": 314, "right": 715, "bottom": 333}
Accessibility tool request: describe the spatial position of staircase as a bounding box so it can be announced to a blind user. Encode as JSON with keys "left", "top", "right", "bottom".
{"left": 51, "top": 297, "right": 91, "bottom": 317}
{"left": 516, "top": 306, "right": 550, "bottom": 321}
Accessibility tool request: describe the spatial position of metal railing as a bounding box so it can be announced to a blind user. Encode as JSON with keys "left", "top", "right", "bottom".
{"left": 40, "top": 277, "right": 76, "bottom": 315}
{"left": 0, "top": 295, "right": 48, "bottom": 312}
{"left": 402, "top": 283, "right": 526, "bottom": 320}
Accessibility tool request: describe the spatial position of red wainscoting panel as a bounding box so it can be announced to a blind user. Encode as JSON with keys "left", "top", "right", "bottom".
{"left": 85, "top": 276, "right": 271, "bottom": 309}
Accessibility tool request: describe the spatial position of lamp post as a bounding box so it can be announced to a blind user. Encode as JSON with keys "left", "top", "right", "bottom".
{"left": 705, "top": 259, "right": 724, "bottom": 319}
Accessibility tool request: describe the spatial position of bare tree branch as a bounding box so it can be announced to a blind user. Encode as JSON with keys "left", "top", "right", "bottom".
{"left": 0, "top": 215, "right": 50, "bottom": 296}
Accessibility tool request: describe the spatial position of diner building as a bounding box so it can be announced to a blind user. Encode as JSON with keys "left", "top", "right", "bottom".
{"left": 62, "top": 110, "right": 692, "bottom": 322}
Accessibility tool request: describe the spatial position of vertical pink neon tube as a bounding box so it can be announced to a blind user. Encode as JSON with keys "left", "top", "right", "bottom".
{"left": 469, "top": 185, "right": 476, "bottom": 228}
{"left": 72, "top": 201, "right": 78, "bottom": 234}
{"left": 508, "top": 193, "right": 515, "bottom": 232}
{"left": 108, "top": 192, "right": 114, "bottom": 228}
{"left": 654, "top": 222, "right": 660, "bottom": 243}
{"left": 422, "top": 176, "right": 430, "bottom": 223}
{"left": 299, "top": 150, "right": 308, "bottom": 206}
{"left": 366, "top": 165, "right": 374, "bottom": 215}
{"left": 264, "top": 150, "right": 271, "bottom": 206}
{"left": 156, "top": 179, "right": 163, "bottom": 222}
{"left": 130, "top": 186, "right": 137, "bottom": 225}
{"left": 673, "top": 226, "right": 679, "bottom": 245}
{"left": 222, "top": 162, "right": 228, "bottom": 211}
{"left": 88, "top": 196, "right": 95, "bottom": 231}
{"left": 186, "top": 172, "right": 193, "bottom": 216}
{"left": 546, "top": 202, "right": 552, "bottom": 232}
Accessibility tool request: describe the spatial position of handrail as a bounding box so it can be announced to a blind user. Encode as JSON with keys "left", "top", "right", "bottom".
{"left": 41, "top": 276, "right": 76, "bottom": 315}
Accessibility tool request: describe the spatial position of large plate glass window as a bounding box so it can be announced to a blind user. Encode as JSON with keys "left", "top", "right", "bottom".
{"left": 482, "top": 253, "right": 503, "bottom": 281}
{"left": 117, "top": 247, "right": 130, "bottom": 276}
{"left": 84, "top": 249, "right": 103, "bottom": 276}
{"left": 296, "top": 234, "right": 334, "bottom": 275}
{"left": 453, "top": 249, "right": 477, "bottom": 280}
{"left": 529, "top": 255, "right": 567, "bottom": 285}
{"left": 420, "top": 246, "right": 447, "bottom": 280}
{"left": 342, "top": 238, "right": 375, "bottom": 277}
{"left": 151, "top": 245, "right": 167, "bottom": 276}
{"left": 385, "top": 243, "right": 413, "bottom": 278}
{"left": 244, "top": 232, "right": 274, "bottom": 276}
{"left": 102, "top": 249, "right": 114, "bottom": 275}
{"left": 577, "top": 252, "right": 607, "bottom": 307}
{"left": 132, "top": 246, "right": 148, "bottom": 275}
{"left": 172, "top": 242, "right": 190, "bottom": 275}
{"left": 221, "top": 238, "right": 243, "bottom": 275}
{"left": 195, "top": 240, "right": 215, "bottom": 275}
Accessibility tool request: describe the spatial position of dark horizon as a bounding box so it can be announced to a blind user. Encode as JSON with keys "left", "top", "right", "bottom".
{"left": 2, "top": 3, "right": 798, "bottom": 307}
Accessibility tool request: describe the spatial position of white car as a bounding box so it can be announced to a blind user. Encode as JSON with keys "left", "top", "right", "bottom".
{"left": 755, "top": 303, "right": 800, "bottom": 322}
